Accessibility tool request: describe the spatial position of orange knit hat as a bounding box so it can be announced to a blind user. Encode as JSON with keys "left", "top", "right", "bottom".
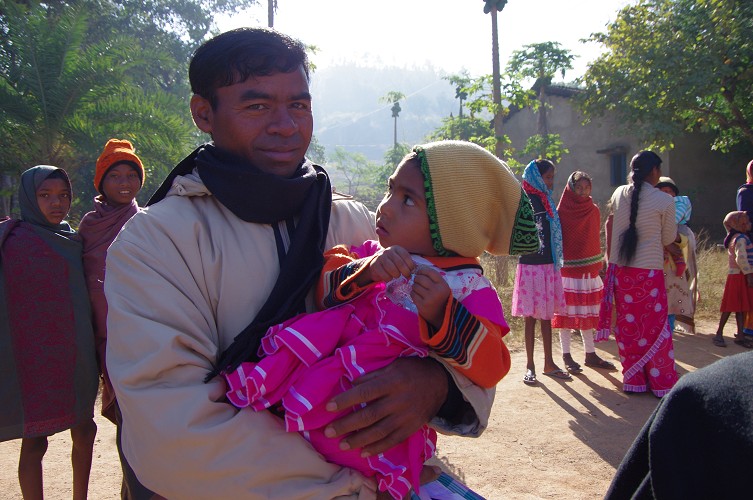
{"left": 94, "top": 139, "right": 145, "bottom": 194}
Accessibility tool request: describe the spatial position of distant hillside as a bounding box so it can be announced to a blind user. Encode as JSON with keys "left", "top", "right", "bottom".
{"left": 310, "top": 64, "right": 459, "bottom": 162}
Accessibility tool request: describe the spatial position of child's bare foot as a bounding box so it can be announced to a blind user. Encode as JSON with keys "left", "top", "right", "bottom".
{"left": 712, "top": 333, "right": 727, "bottom": 347}
{"left": 542, "top": 363, "right": 571, "bottom": 380}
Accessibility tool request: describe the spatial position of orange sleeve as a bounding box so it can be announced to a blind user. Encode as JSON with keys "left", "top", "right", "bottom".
{"left": 419, "top": 296, "right": 511, "bottom": 388}
{"left": 316, "top": 245, "right": 377, "bottom": 310}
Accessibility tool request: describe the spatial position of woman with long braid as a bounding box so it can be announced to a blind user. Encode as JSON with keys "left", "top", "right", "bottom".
{"left": 597, "top": 151, "right": 679, "bottom": 397}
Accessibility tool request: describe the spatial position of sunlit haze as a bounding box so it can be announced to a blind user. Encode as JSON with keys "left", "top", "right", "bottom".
{"left": 217, "top": 0, "right": 632, "bottom": 81}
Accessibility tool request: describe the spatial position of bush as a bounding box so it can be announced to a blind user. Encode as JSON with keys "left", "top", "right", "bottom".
{"left": 694, "top": 230, "right": 727, "bottom": 322}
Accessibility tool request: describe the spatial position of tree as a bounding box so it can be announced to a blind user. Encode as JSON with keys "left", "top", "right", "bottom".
{"left": 481, "top": 0, "right": 508, "bottom": 158}
{"left": 507, "top": 42, "right": 574, "bottom": 137}
{"left": 380, "top": 91, "right": 405, "bottom": 148}
{"left": 426, "top": 73, "right": 531, "bottom": 171}
{"left": 445, "top": 72, "right": 471, "bottom": 120}
{"left": 328, "top": 147, "right": 377, "bottom": 198}
{"left": 579, "top": 0, "right": 753, "bottom": 152}
{"left": 0, "top": 2, "right": 197, "bottom": 218}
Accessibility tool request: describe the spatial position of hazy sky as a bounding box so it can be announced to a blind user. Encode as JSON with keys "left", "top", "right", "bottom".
{"left": 217, "top": 0, "right": 632, "bottom": 81}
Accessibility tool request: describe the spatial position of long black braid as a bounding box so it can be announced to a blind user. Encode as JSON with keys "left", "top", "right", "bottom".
{"left": 618, "top": 151, "right": 662, "bottom": 264}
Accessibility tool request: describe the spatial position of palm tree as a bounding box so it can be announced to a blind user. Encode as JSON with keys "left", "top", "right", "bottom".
{"left": 380, "top": 91, "right": 405, "bottom": 148}
{"left": 482, "top": 0, "right": 508, "bottom": 158}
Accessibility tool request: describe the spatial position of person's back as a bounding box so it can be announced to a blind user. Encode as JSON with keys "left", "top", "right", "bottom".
{"left": 609, "top": 183, "right": 676, "bottom": 269}
{"left": 606, "top": 352, "right": 753, "bottom": 499}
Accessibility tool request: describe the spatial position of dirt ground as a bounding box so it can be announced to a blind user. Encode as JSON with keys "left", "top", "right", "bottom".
{"left": 0, "top": 319, "right": 744, "bottom": 500}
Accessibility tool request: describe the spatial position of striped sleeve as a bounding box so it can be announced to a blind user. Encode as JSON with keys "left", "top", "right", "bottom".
{"left": 419, "top": 296, "right": 511, "bottom": 389}
{"left": 315, "top": 245, "right": 375, "bottom": 309}
{"left": 733, "top": 236, "right": 753, "bottom": 275}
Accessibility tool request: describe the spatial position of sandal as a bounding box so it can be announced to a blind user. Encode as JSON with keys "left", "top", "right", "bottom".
{"left": 523, "top": 369, "right": 537, "bottom": 385}
{"left": 565, "top": 361, "right": 583, "bottom": 374}
{"left": 542, "top": 368, "right": 571, "bottom": 380}
{"left": 733, "top": 335, "right": 753, "bottom": 349}
{"left": 712, "top": 336, "right": 727, "bottom": 347}
{"left": 584, "top": 356, "right": 617, "bottom": 370}
{"left": 562, "top": 354, "right": 583, "bottom": 374}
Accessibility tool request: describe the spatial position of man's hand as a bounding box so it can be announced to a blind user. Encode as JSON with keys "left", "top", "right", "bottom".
{"left": 324, "top": 357, "right": 448, "bottom": 457}
{"left": 411, "top": 266, "right": 451, "bottom": 330}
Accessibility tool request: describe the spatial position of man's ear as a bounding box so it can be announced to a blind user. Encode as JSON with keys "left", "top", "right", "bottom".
{"left": 190, "top": 94, "right": 213, "bottom": 135}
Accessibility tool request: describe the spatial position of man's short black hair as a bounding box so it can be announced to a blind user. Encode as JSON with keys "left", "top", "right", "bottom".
{"left": 189, "top": 27, "right": 309, "bottom": 108}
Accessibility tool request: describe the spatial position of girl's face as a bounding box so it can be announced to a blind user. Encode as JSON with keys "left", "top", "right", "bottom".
{"left": 36, "top": 178, "right": 71, "bottom": 225}
{"left": 573, "top": 178, "right": 592, "bottom": 199}
{"left": 375, "top": 159, "right": 436, "bottom": 255}
{"left": 542, "top": 167, "right": 555, "bottom": 190}
{"left": 101, "top": 162, "right": 142, "bottom": 207}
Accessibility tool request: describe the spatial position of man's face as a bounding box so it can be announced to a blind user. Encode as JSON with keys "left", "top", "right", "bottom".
{"left": 192, "top": 67, "right": 313, "bottom": 177}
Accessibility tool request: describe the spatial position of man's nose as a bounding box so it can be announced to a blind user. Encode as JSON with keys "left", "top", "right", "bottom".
{"left": 268, "top": 107, "right": 299, "bottom": 136}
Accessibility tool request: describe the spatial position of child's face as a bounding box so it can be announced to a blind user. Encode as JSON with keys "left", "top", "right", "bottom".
{"left": 573, "top": 178, "right": 592, "bottom": 199}
{"left": 659, "top": 186, "right": 676, "bottom": 197}
{"left": 36, "top": 178, "right": 71, "bottom": 225}
{"left": 542, "top": 167, "right": 555, "bottom": 190}
{"left": 741, "top": 214, "right": 752, "bottom": 233}
{"left": 101, "top": 162, "right": 141, "bottom": 207}
{"left": 375, "top": 159, "right": 437, "bottom": 256}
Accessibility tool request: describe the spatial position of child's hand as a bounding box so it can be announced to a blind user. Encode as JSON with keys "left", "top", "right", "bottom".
{"left": 365, "top": 245, "right": 415, "bottom": 285}
{"left": 746, "top": 274, "right": 753, "bottom": 288}
{"left": 411, "top": 266, "right": 451, "bottom": 330}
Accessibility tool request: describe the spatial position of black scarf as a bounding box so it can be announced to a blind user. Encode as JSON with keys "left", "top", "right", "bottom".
{"left": 147, "top": 144, "right": 332, "bottom": 380}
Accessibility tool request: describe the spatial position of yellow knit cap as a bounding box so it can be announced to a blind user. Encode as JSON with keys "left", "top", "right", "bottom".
{"left": 414, "top": 141, "right": 538, "bottom": 258}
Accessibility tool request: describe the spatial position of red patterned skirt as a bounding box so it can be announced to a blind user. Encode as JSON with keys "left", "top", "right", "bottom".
{"left": 552, "top": 271, "right": 604, "bottom": 330}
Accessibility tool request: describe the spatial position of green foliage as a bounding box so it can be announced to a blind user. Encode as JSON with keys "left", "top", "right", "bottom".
{"left": 383, "top": 143, "right": 411, "bottom": 172}
{"left": 428, "top": 72, "right": 529, "bottom": 168}
{"left": 507, "top": 42, "right": 575, "bottom": 86}
{"left": 520, "top": 134, "right": 569, "bottom": 164}
{"left": 327, "top": 147, "right": 384, "bottom": 210}
{"left": 0, "top": 1, "right": 224, "bottom": 219}
{"left": 379, "top": 91, "right": 405, "bottom": 105}
{"left": 578, "top": 0, "right": 753, "bottom": 151}
{"left": 306, "top": 135, "right": 327, "bottom": 165}
{"left": 427, "top": 115, "right": 494, "bottom": 146}
{"left": 482, "top": 0, "right": 507, "bottom": 14}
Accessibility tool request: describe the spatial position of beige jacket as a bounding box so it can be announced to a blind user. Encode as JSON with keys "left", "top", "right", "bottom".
{"left": 105, "top": 171, "right": 493, "bottom": 499}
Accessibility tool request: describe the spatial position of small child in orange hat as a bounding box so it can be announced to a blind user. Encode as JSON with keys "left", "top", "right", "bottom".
{"left": 78, "top": 138, "right": 146, "bottom": 491}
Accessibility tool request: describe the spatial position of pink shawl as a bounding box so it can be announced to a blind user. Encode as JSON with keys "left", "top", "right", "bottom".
{"left": 78, "top": 196, "right": 138, "bottom": 422}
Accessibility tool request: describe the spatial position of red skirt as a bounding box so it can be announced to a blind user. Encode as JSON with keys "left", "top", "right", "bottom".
{"left": 720, "top": 274, "right": 753, "bottom": 312}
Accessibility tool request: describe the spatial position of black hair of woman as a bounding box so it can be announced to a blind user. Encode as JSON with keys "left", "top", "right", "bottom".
{"left": 619, "top": 150, "right": 662, "bottom": 264}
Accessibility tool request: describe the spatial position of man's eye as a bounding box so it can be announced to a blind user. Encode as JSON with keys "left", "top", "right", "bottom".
{"left": 404, "top": 196, "right": 415, "bottom": 207}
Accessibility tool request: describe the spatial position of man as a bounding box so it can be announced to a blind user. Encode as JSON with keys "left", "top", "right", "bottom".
{"left": 105, "top": 28, "right": 494, "bottom": 499}
{"left": 606, "top": 352, "right": 753, "bottom": 499}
